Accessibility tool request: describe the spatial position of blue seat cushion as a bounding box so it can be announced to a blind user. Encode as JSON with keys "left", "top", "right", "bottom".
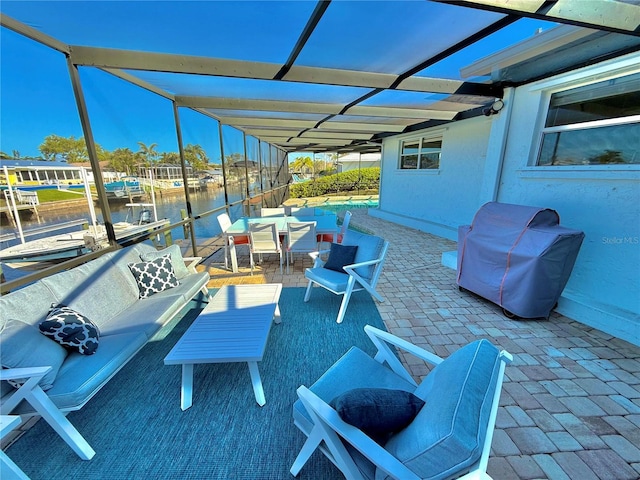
{"left": 305, "top": 267, "right": 350, "bottom": 293}
{"left": 378, "top": 339, "right": 501, "bottom": 480}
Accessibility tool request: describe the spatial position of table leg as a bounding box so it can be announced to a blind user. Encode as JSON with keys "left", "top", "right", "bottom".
{"left": 247, "top": 361, "right": 265, "bottom": 406}
{"left": 181, "top": 364, "right": 194, "bottom": 410}
{"left": 274, "top": 303, "right": 281, "bottom": 324}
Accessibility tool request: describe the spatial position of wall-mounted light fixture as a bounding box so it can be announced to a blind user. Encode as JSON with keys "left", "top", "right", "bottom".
{"left": 483, "top": 99, "right": 505, "bottom": 117}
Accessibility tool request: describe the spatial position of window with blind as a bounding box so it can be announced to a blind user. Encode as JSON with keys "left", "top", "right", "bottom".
{"left": 537, "top": 72, "right": 640, "bottom": 166}
{"left": 399, "top": 137, "right": 442, "bottom": 170}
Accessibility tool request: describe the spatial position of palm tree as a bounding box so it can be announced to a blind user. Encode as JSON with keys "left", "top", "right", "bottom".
{"left": 291, "top": 156, "right": 313, "bottom": 176}
{"left": 109, "top": 148, "right": 138, "bottom": 175}
{"left": 184, "top": 144, "right": 209, "bottom": 171}
{"left": 137, "top": 142, "right": 158, "bottom": 166}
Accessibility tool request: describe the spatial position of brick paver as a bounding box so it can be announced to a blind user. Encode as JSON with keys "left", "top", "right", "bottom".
{"left": 198, "top": 209, "right": 640, "bottom": 480}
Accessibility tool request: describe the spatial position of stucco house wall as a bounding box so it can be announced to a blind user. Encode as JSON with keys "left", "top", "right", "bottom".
{"left": 372, "top": 53, "right": 639, "bottom": 346}
{"left": 377, "top": 118, "right": 492, "bottom": 239}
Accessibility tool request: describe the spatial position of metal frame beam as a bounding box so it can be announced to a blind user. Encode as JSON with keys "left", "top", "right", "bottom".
{"left": 430, "top": 0, "right": 640, "bottom": 36}
{"left": 68, "top": 46, "right": 497, "bottom": 96}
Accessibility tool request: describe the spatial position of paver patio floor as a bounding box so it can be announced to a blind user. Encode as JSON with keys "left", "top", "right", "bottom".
{"left": 197, "top": 209, "right": 640, "bottom": 480}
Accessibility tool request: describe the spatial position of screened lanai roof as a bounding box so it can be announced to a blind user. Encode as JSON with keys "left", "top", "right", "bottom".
{"left": 1, "top": 0, "right": 639, "bottom": 154}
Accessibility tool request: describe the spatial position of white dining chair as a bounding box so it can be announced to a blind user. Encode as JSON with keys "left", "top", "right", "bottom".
{"left": 259, "top": 207, "right": 286, "bottom": 217}
{"left": 217, "top": 212, "right": 250, "bottom": 271}
{"left": 285, "top": 221, "right": 317, "bottom": 273}
{"left": 318, "top": 210, "right": 352, "bottom": 246}
{"left": 249, "top": 222, "right": 283, "bottom": 274}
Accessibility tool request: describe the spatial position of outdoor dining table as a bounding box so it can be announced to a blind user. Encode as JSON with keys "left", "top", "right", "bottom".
{"left": 224, "top": 214, "right": 339, "bottom": 273}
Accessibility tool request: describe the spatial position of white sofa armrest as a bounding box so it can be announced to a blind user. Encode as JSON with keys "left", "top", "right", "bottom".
{"left": 182, "top": 256, "right": 202, "bottom": 274}
{"left": 0, "top": 366, "right": 95, "bottom": 460}
{"left": 0, "top": 366, "right": 51, "bottom": 383}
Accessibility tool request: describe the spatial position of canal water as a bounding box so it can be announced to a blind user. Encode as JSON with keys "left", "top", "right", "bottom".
{"left": 2, "top": 186, "right": 239, "bottom": 243}
{"left": 0, "top": 186, "right": 238, "bottom": 282}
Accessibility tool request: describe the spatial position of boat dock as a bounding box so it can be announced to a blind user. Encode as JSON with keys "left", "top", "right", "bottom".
{"left": 0, "top": 219, "right": 89, "bottom": 243}
{"left": 1, "top": 189, "right": 41, "bottom": 225}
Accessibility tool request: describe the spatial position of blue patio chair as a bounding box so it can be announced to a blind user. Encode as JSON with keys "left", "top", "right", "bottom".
{"left": 304, "top": 230, "right": 389, "bottom": 324}
{"left": 291, "top": 325, "right": 513, "bottom": 480}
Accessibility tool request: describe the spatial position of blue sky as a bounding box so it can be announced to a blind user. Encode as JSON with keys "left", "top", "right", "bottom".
{"left": 0, "top": 2, "right": 554, "bottom": 163}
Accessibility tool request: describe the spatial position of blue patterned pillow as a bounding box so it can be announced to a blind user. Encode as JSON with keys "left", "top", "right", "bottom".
{"left": 39, "top": 305, "right": 100, "bottom": 356}
{"left": 128, "top": 254, "right": 180, "bottom": 299}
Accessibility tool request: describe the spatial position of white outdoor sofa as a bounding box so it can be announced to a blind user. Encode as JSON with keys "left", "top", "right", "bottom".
{"left": 0, "top": 242, "right": 209, "bottom": 462}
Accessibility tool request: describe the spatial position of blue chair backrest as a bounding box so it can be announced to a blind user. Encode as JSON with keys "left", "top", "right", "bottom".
{"left": 341, "top": 230, "right": 386, "bottom": 281}
{"left": 381, "top": 340, "right": 501, "bottom": 480}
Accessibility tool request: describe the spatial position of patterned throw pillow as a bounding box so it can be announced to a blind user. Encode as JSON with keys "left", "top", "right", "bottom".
{"left": 128, "top": 254, "right": 180, "bottom": 299}
{"left": 39, "top": 305, "right": 100, "bottom": 355}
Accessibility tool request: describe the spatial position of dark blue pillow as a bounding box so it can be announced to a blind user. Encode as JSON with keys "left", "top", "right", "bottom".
{"left": 330, "top": 388, "right": 425, "bottom": 444}
{"left": 324, "top": 243, "right": 358, "bottom": 273}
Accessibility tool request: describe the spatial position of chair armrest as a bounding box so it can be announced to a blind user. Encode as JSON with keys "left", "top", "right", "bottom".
{"left": 308, "top": 250, "right": 330, "bottom": 267}
{"left": 343, "top": 257, "right": 383, "bottom": 272}
{"left": 182, "top": 256, "right": 202, "bottom": 274}
{"left": 364, "top": 325, "right": 443, "bottom": 385}
{"left": 297, "top": 386, "right": 421, "bottom": 480}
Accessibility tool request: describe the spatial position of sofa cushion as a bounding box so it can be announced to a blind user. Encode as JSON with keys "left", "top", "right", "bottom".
{"left": 140, "top": 244, "right": 190, "bottom": 280}
{"left": 0, "top": 281, "right": 58, "bottom": 327}
{"left": 324, "top": 243, "right": 358, "bottom": 273}
{"left": 11, "top": 330, "right": 149, "bottom": 414}
{"left": 128, "top": 255, "right": 180, "bottom": 299}
{"left": 40, "top": 305, "right": 100, "bottom": 355}
{"left": 330, "top": 388, "right": 424, "bottom": 444}
{"left": 378, "top": 340, "right": 501, "bottom": 480}
{"left": 0, "top": 319, "right": 68, "bottom": 390}
{"left": 342, "top": 231, "right": 385, "bottom": 280}
{"left": 97, "top": 291, "right": 186, "bottom": 338}
{"left": 40, "top": 252, "right": 139, "bottom": 328}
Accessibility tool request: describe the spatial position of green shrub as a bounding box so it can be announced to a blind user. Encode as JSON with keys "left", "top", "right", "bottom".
{"left": 290, "top": 167, "right": 380, "bottom": 198}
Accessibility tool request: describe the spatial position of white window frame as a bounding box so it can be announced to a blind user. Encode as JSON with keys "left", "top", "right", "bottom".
{"left": 528, "top": 59, "right": 640, "bottom": 171}
{"left": 398, "top": 132, "right": 443, "bottom": 171}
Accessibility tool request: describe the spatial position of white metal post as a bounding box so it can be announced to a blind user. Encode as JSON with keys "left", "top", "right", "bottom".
{"left": 80, "top": 167, "right": 98, "bottom": 232}
{"left": 3, "top": 166, "right": 25, "bottom": 244}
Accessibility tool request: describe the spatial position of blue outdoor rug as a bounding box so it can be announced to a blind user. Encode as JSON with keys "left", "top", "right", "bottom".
{"left": 7, "top": 287, "right": 387, "bottom": 480}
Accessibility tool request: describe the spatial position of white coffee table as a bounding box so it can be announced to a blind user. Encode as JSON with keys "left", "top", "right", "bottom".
{"left": 164, "top": 283, "right": 283, "bottom": 409}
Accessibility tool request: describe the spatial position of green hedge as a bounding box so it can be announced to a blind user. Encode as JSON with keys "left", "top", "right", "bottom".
{"left": 290, "top": 167, "right": 380, "bottom": 198}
